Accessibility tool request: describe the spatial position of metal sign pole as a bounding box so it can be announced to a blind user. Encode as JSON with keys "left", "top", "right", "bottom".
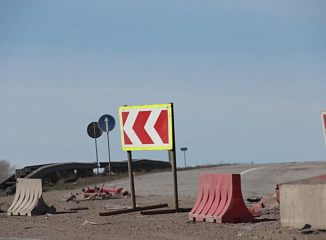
{"left": 106, "top": 131, "right": 111, "bottom": 175}
{"left": 93, "top": 123, "right": 99, "bottom": 175}
{"left": 170, "top": 103, "right": 179, "bottom": 210}
{"left": 95, "top": 138, "right": 99, "bottom": 175}
{"left": 104, "top": 117, "right": 112, "bottom": 175}
{"left": 180, "top": 148, "right": 188, "bottom": 168}
{"left": 184, "top": 151, "right": 186, "bottom": 168}
{"left": 127, "top": 150, "right": 136, "bottom": 209}
{"left": 98, "top": 114, "right": 116, "bottom": 175}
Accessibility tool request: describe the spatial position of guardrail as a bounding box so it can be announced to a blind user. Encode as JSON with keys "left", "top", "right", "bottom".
{"left": 0, "top": 160, "right": 171, "bottom": 193}
{"left": 99, "top": 159, "right": 171, "bottom": 173}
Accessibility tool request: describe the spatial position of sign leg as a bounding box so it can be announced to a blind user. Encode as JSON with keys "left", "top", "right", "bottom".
{"left": 184, "top": 151, "right": 186, "bottom": 168}
{"left": 93, "top": 122, "right": 99, "bottom": 175}
{"left": 170, "top": 149, "right": 179, "bottom": 210}
{"left": 170, "top": 103, "right": 179, "bottom": 210}
{"left": 127, "top": 151, "right": 136, "bottom": 209}
{"left": 94, "top": 138, "right": 99, "bottom": 175}
{"left": 107, "top": 132, "right": 111, "bottom": 175}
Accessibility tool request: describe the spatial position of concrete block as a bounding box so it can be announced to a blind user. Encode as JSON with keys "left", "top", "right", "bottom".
{"left": 280, "top": 184, "right": 326, "bottom": 229}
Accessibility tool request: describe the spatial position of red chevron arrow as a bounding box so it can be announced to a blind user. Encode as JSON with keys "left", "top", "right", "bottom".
{"left": 122, "top": 111, "right": 133, "bottom": 145}
{"left": 323, "top": 114, "right": 326, "bottom": 139}
{"left": 133, "top": 111, "right": 154, "bottom": 144}
{"left": 154, "top": 110, "right": 169, "bottom": 144}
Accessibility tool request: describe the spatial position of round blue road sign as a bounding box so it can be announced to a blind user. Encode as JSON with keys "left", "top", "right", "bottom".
{"left": 98, "top": 114, "right": 115, "bottom": 132}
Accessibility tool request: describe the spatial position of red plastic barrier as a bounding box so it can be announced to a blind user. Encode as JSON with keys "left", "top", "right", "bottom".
{"left": 189, "top": 173, "right": 254, "bottom": 223}
{"left": 188, "top": 173, "right": 206, "bottom": 218}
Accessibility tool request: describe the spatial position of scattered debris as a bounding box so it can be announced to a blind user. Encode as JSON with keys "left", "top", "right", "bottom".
{"left": 247, "top": 197, "right": 262, "bottom": 203}
{"left": 247, "top": 190, "right": 280, "bottom": 217}
{"left": 300, "top": 230, "right": 315, "bottom": 235}
{"left": 299, "top": 224, "right": 323, "bottom": 234}
{"left": 70, "top": 207, "right": 89, "bottom": 211}
{"left": 255, "top": 192, "right": 279, "bottom": 209}
{"left": 82, "top": 220, "right": 99, "bottom": 226}
{"left": 247, "top": 204, "right": 264, "bottom": 217}
{"left": 82, "top": 220, "right": 111, "bottom": 226}
{"left": 300, "top": 224, "right": 312, "bottom": 231}
{"left": 299, "top": 228, "right": 326, "bottom": 235}
{"left": 104, "top": 203, "right": 128, "bottom": 210}
{"left": 64, "top": 184, "right": 130, "bottom": 202}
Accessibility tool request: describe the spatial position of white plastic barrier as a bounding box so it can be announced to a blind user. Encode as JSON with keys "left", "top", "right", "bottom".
{"left": 7, "top": 178, "right": 54, "bottom": 216}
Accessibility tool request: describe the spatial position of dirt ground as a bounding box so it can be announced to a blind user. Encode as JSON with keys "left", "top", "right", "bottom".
{"left": 1, "top": 170, "right": 326, "bottom": 240}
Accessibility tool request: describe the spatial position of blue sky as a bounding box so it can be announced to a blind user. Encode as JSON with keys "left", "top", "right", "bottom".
{"left": 1, "top": 1, "right": 326, "bottom": 169}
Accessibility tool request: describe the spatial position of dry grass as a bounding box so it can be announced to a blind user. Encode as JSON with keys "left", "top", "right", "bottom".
{"left": 177, "top": 163, "right": 236, "bottom": 171}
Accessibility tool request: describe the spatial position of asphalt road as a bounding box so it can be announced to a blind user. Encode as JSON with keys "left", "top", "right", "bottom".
{"left": 105, "top": 161, "right": 326, "bottom": 205}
